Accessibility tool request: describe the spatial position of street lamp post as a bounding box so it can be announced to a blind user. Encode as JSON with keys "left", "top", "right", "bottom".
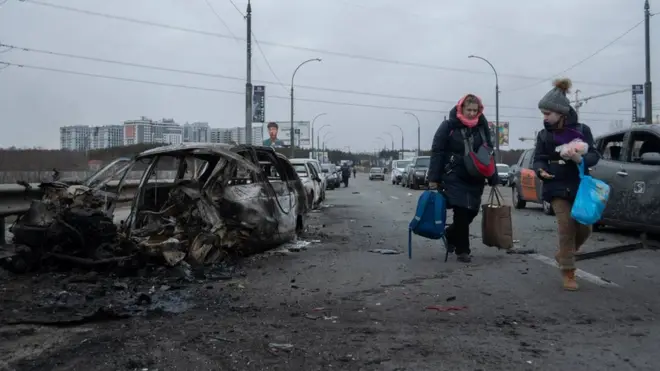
{"left": 404, "top": 112, "right": 420, "bottom": 156}
{"left": 310, "top": 112, "right": 327, "bottom": 160}
{"left": 317, "top": 124, "right": 331, "bottom": 161}
{"left": 468, "top": 55, "right": 500, "bottom": 160}
{"left": 290, "top": 58, "right": 322, "bottom": 157}
{"left": 382, "top": 132, "right": 394, "bottom": 152}
{"left": 392, "top": 124, "right": 404, "bottom": 159}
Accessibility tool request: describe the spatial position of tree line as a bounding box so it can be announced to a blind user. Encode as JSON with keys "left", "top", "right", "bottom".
{"left": 0, "top": 145, "right": 525, "bottom": 172}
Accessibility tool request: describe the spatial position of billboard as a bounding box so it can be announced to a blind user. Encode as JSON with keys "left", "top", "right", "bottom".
{"left": 488, "top": 121, "right": 510, "bottom": 147}
{"left": 252, "top": 85, "right": 265, "bottom": 123}
{"left": 262, "top": 121, "right": 311, "bottom": 148}
{"left": 632, "top": 84, "right": 645, "bottom": 123}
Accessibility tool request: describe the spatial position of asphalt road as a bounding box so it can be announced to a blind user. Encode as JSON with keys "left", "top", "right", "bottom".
{"left": 2, "top": 175, "right": 659, "bottom": 370}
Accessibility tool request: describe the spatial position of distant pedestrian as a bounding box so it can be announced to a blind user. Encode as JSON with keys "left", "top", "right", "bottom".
{"left": 428, "top": 94, "right": 498, "bottom": 263}
{"left": 533, "top": 78, "right": 600, "bottom": 291}
{"left": 352, "top": 167, "right": 356, "bottom": 178}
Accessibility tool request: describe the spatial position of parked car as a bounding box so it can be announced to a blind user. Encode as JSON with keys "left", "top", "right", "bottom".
{"left": 289, "top": 158, "right": 324, "bottom": 209}
{"left": 369, "top": 167, "right": 385, "bottom": 181}
{"left": 510, "top": 148, "right": 555, "bottom": 215}
{"left": 390, "top": 159, "right": 412, "bottom": 185}
{"left": 507, "top": 164, "right": 519, "bottom": 186}
{"left": 496, "top": 163, "right": 510, "bottom": 186}
{"left": 400, "top": 163, "right": 414, "bottom": 187}
{"left": 589, "top": 125, "right": 660, "bottom": 233}
{"left": 405, "top": 156, "right": 430, "bottom": 189}
{"left": 321, "top": 163, "right": 339, "bottom": 189}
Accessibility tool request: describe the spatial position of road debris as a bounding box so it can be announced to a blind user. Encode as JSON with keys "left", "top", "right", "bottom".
{"left": 368, "top": 249, "right": 401, "bottom": 255}
{"left": 426, "top": 305, "right": 468, "bottom": 312}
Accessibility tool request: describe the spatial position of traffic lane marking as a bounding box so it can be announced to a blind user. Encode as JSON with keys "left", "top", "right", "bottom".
{"left": 530, "top": 253, "right": 620, "bottom": 288}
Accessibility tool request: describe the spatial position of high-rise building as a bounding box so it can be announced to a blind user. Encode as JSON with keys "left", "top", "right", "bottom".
{"left": 210, "top": 128, "right": 232, "bottom": 144}
{"left": 60, "top": 125, "right": 92, "bottom": 150}
{"left": 154, "top": 118, "right": 183, "bottom": 145}
{"left": 184, "top": 122, "right": 210, "bottom": 143}
{"left": 123, "top": 117, "right": 183, "bottom": 145}
{"left": 90, "top": 125, "right": 124, "bottom": 149}
{"left": 123, "top": 117, "right": 154, "bottom": 146}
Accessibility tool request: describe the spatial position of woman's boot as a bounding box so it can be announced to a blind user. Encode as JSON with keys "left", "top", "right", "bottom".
{"left": 561, "top": 269, "right": 578, "bottom": 291}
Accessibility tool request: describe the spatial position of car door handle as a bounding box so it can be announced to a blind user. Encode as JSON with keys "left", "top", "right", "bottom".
{"left": 616, "top": 171, "right": 628, "bottom": 177}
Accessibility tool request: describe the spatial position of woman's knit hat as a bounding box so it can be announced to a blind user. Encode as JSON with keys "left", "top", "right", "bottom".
{"left": 538, "top": 78, "right": 572, "bottom": 115}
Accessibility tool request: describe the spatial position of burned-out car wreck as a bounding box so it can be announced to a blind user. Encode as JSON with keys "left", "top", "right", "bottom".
{"left": 3, "top": 144, "right": 309, "bottom": 272}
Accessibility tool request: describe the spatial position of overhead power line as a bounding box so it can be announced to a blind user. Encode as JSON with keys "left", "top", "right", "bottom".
{"left": 508, "top": 19, "right": 645, "bottom": 92}
{"left": 0, "top": 42, "right": 631, "bottom": 117}
{"left": 18, "top": 0, "right": 630, "bottom": 89}
{"left": 0, "top": 60, "right": 620, "bottom": 123}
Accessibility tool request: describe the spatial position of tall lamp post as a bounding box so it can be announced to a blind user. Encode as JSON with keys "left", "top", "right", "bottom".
{"left": 404, "top": 112, "right": 420, "bottom": 156}
{"left": 317, "top": 124, "right": 331, "bottom": 162}
{"left": 392, "top": 124, "right": 404, "bottom": 159}
{"left": 311, "top": 112, "right": 327, "bottom": 160}
{"left": 468, "top": 55, "right": 500, "bottom": 160}
{"left": 290, "top": 58, "right": 322, "bottom": 157}
{"left": 382, "top": 132, "right": 394, "bottom": 152}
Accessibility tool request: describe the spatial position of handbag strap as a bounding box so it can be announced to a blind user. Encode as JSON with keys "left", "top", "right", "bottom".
{"left": 488, "top": 186, "right": 503, "bottom": 206}
{"left": 577, "top": 160, "right": 585, "bottom": 179}
{"left": 461, "top": 128, "right": 474, "bottom": 155}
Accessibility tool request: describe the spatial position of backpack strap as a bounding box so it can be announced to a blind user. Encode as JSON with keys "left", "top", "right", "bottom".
{"left": 434, "top": 192, "right": 444, "bottom": 225}
{"left": 461, "top": 128, "right": 473, "bottom": 155}
{"left": 478, "top": 126, "right": 490, "bottom": 148}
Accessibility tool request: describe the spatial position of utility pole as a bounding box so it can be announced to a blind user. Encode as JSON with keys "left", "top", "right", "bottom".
{"left": 644, "top": 0, "right": 653, "bottom": 125}
{"left": 574, "top": 89, "right": 581, "bottom": 115}
{"left": 244, "top": 0, "right": 253, "bottom": 144}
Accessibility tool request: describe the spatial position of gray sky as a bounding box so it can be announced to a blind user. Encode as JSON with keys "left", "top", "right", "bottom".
{"left": 0, "top": 0, "right": 657, "bottom": 151}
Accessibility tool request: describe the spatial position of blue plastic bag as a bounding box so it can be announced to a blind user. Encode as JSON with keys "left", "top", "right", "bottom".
{"left": 571, "top": 161, "right": 610, "bottom": 225}
{"left": 408, "top": 190, "right": 451, "bottom": 261}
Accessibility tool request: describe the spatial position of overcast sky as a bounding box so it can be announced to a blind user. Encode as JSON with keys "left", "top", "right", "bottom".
{"left": 0, "top": 0, "right": 657, "bottom": 151}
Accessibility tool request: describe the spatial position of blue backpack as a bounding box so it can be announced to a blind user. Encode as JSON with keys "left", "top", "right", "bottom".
{"left": 408, "top": 190, "right": 452, "bottom": 262}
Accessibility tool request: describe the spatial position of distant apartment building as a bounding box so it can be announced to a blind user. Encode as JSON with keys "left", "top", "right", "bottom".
{"left": 60, "top": 125, "right": 92, "bottom": 151}
{"left": 60, "top": 125, "right": 124, "bottom": 150}
{"left": 208, "top": 126, "right": 262, "bottom": 145}
{"left": 90, "top": 125, "right": 124, "bottom": 149}
{"left": 183, "top": 122, "right": 210, "bottom": 143}
{"left": 210, "top": 128, "right": 232, "bottom": 144}
{"left": 123, "top": 117, "right": 183, "bottom": 146}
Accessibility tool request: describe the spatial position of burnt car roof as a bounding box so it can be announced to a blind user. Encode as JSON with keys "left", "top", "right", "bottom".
{"left": 136, "top": 143, "right": 277, "bottom": 159}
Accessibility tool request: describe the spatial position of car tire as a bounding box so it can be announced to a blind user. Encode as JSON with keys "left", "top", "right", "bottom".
{"left": 542, "top": 200, "right": 554, "bottom": 215}
{"left": 512, "top": 185, "right": 526, "bottom": 209}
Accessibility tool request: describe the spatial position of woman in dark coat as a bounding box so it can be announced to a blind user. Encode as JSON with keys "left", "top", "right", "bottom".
{"left": 533, "top": 78, "right": 600, "bottom": 291}
{"left": 428, "top": 94, "right": 499, "bottom": 262}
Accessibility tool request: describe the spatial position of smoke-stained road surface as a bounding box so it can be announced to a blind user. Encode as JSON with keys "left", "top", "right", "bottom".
{"left": 1, "top": 176, "right": 659, "bottom": 371}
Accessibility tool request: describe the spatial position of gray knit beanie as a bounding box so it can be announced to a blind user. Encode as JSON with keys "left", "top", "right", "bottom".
{"left": 538, "top": 78, "right": 572, "bottom": 115}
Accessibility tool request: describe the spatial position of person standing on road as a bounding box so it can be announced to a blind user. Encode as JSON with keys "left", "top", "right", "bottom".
{"left": 353, "top": 167, "right": 356, "bottom": 178}
{"left": 533, "top": 78, "right": 601, "bottom": 291}
{"left": 427, "top": 94, "right": 498, "bottom": 263}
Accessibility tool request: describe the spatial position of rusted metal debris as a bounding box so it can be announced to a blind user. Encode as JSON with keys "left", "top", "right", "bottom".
{"left": 1, "top": 144, "right": 308, "bottom": 274}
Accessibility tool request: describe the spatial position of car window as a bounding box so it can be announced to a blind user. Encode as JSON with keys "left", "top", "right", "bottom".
{"left": 598, "top": 133, "right": 626, "bottom": 162}
{"left": 292, "top": 164, "right": 308, "bottom": 176}
{"left": 628, "top": 130, "right": 660, "bottom": 163}
{"left": 415, "top": 157, "right": 430, "bottom": 167}
{"left": 496, "top": 164, "right": 509, "bottom": 172}
{"left": 523, "top": 150, "right": 535, "bottom": 169}
{"left": 517, "top": 151, "right": 528, "bottom": 167}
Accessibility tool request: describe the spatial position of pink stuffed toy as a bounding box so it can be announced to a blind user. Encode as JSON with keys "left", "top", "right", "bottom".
{"left": 557, "top": 139, "right": 588, "bottom": 163}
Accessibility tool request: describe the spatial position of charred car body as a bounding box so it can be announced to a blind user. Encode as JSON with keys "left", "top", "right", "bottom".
{"left": 5, "top": 144, "right": 308, "bottom": 272}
